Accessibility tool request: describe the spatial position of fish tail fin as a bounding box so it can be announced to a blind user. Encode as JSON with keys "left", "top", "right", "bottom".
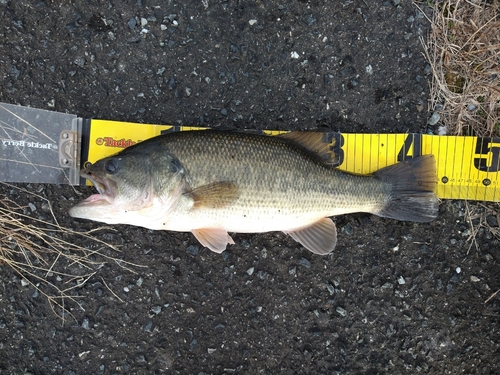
{"left": 374, "top": 155, "right": 439, "bottom": 223}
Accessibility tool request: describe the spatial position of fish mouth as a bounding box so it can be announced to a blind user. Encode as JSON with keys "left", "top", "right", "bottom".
{"left": 78, "top": 170, "right": 116, "bottom": 205}
{"left": 68, "top": 170, "right": 121, "bottom": 220}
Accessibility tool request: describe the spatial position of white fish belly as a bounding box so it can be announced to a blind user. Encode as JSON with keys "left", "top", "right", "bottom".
{"left": 163, "top": 199, "right": 382, "bottom": 233}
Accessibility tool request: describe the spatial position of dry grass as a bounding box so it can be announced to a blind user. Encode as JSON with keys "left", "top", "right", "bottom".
{"left": 421, "top": 0, "right": 500, "bottom": 136}
{"left": 464, "top": 201, "right": 500, "bottom": 254}
{"left": 0, "top": 183, "right": 143, "bottom": 321}
{"left": 463, "top": 200, "right": 500, "bottom": 303}
{"left": 417, "top": 0, "right": 500, "bottom": 303}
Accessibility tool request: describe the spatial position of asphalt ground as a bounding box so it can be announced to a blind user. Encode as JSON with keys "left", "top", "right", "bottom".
{"left": 1, "top": 1, "right": 499, "bottom": 374}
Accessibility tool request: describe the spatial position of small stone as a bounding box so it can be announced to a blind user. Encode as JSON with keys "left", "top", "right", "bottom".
{"left": 10, "top": 66, "right": 21, "bottom": 80}
{"left": 336, "top": 306, "right": 347, "bottom": 317}
{"left": 140, "top": 18, "right": 147, "bottom": 27}
{"left": 468, "top": 104, "right": 476, "bottom": 111}
{"left": 326, "top": 284, "right": 335, "bottom": 295}
{"left": 397, "top": 276, "right": 406, "bottom": 285}
{"left": 298, "top": 257, "right": 311, "bottom": 268}
{"left": 248, "top": 19, "right": 257, "bottom": 26}
{"left": 186, "top": 245, "right": 199, "bottom": 255}
{"left": 427, "top": 112, "right": 440, "bottom": 125}
{"left": 341, "top": 223, "right": 353, "bottom": 235}
{"left": 470, "top": 276, "right": 480, "bottom": 282}
{"left": 456, "top": 267, "right": 461, "bottom": 274}
{"left": 461, "top": 229, "right": 471, "bottom": 237}
{"left": 151, "top": 305, "right": 162, "bottom": 314}
{"left": 168, "top": 77, "right": 176, "bottom": 90}
{"left": 290, "top": 51, "right": 300, "bottom": 59}
{"left": 165, "top": 14, "right": 177, "bottom": 22}
{"left": 74, "top": 57, "right": 85, "bottom": 67}
{"left": 81, "top": 317, "right": 90, "bottom": 329}
{"left": 305, "top": 14, "right": 316, "bottom": 26}
{"left": 207, "top": 348, "right": 216, "bottom": 354}
{"left": 438, "top": 125, "right": 448, "bottom": 135}
{"left": 189, "top": 339, "right": 198, "bottom": 352}
{"left": 256, "top": 270, "right": 268, "bottom": 280}
{"left": 128, "top": 18, "right": 136, "bottom": 29}
{"left": 20, "top": 279, "right": 29, "bottom": 287}
{"left": 142, "top": 320, "right": 153, "bottom": 332}
{"left": 260, "top": 248, "right": 267, "bottom": 258}
{"left": 246, "top": 267, "right": 254, "bottom": 276}
{"left": 365, "top": 65, "right": 373, "bottom": 75}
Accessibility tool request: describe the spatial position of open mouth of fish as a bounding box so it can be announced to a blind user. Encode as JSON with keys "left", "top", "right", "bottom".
{"left": 79, "top": 170, "right": 115, "bottom": 205}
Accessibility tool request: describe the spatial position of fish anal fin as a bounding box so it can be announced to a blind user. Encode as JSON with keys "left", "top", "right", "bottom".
{"left": 278, "top": 131, "right": 339, "bottom": 165}
{"left": 192, "top": 228, "right": 234, "bottom": 253}
{"left": 188, "top": 181, "right": 239, "bottom": 209}
{"left": 285, "top": 218, "right": 337, "bottom": 255}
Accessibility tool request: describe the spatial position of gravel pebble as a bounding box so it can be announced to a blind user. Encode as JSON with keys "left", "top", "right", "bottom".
{"left": 427, "top": 112, "right": 440, "bottom": 125}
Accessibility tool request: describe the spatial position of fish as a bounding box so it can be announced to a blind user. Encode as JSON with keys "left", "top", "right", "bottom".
{"left": 69, "top": 130, "right": 439, "bottom": 255}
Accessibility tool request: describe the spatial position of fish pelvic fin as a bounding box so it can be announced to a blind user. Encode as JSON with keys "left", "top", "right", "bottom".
{"left": 375, "top": 154, "right": 439, "bottom": 223}
{"left": 284, "top": 218, "right": 337, "bottom": 255}
{"left": 192, "top": 228, "right": 235, "bottom": 253}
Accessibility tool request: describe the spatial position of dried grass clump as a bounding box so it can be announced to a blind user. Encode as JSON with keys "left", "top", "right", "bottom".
{"left": 423, "top": 0, "right": 500, "bottom": 136}
{"left": 0, "top": 183, "right": 141, "bottom": 320}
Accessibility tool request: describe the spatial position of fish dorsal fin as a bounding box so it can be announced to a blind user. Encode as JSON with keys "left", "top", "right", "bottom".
{"left": 284, "top": 218, "right": 337, "bottom": 255}
{"left": 278, "top": 131, "right": 339, "bottom": 165}
{"left": 192, "top": 228, "right": 235, "bottom": 253}
{"left": 187, "top": 181, "right": 239, "bottom": 209}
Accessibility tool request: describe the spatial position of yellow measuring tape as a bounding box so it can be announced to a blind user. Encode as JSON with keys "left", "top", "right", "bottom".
{"left": 87, "top": 120, "right": 500, "bottom": 202}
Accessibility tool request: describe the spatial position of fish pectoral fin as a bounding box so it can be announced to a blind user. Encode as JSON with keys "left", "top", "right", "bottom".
{"left": 187, "top": 181, "right": 239, "bottom": 209}
{"left": 278, "top": 131, "right": 340, "bottom": 165}
{"left": 192, "top": 228, "right": 234, "bottom": 253}
{"left": 284, "top": 218, "right": 337, "bottom": 255}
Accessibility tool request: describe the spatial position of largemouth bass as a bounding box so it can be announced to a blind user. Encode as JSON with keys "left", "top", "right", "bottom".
{"left": 69, "top": 131, "right": 438, "bottom": 255}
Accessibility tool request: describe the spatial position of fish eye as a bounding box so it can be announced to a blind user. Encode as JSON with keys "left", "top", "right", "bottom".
{"left": 104, "top": 159, "right": 120, "bottom": 174}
